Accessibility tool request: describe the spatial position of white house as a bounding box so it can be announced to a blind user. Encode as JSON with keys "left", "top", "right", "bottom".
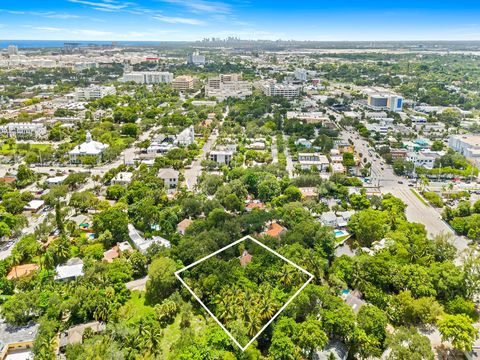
{"left": 69, "top": 132, "right": 109, "bottom": 164}
{"left": 111, "top": 172, "right": 133, "bottom": 186}
{"left": 128, "top": 224, "right": 171, "bottom": 253}
{"left": 157, "top": 168, "right": 179, "bottom": 190}
{"left": 55, "top": 258, "right": 84, "bottom": 281}
{"left": 210, "top": 150, "right": 234, "bottom": 165}
{"left": 174, "top": 126, "right": 195, "bottom": 147}
{"left": 320, "top": 211, "right": 337, "bottom": 227}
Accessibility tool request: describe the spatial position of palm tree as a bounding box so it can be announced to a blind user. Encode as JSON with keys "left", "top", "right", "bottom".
{"left": 41, "top": 251, "right": 55, "bottom": 270}
{"left": 245, "top": 308, "right": 262, "bottom": 336}
{"left": 142, "top": 325, "right": 163, "bottom": 357}
{"left": 278, "top": 264, "right": 295, "bottom": 286}
{"left": 419, "top": 175, "right": 429, "bottom": 192}
{"left": 257, "top": 286, "right": 277, "bottom": 320}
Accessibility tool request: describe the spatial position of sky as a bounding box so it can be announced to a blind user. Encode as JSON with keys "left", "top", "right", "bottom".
{"left": 1, "top": 0, "right": 480, "bottom": 41}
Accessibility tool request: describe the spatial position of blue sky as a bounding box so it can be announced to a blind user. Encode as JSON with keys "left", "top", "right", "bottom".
{"left": 1, "top": 0, "right": 480, "bottom": 41}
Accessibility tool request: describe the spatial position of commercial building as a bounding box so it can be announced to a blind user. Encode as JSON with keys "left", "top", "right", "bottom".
{"left": 0, "top": 122, "right": 47, "bottom": 139}
{"left": 187, "top": 51, "right": 206, "bottom": 66}
{"left": 121, "top": 71, "right": 173, "bottom": 84}
{"left": 449, "top": 135, "right": 480, "bottom": 167}
{"left": 205, "top": 74, "right": 252, "bottom": 100}
{"left": 406, "top": 150, "right": 443, "bottom": 170}
{"left": 172, "top": 75, "right": 197, "bottom": 91}
{"left": 258, "top": 82, "right": 301, "bottom": 100}
{"left": 367, "top": 93, "right": 403, "bottom": 112}
{"left": 75, "top": 85, "right": 116, "bottom": 101}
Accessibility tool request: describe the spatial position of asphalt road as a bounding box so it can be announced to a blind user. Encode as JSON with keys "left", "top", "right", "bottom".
{"left": 342, "top": 130, "right": 471, "bottom": 254}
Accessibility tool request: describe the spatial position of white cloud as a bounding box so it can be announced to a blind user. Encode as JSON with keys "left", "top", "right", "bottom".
{"left": 153, "top": 15, "right": 204, "bottom": 25}
{"left": 159, "top": 0, "right": 231, "bottom": 14}
{"left": 67, "top": 0, "right": 132, "bottom": 11}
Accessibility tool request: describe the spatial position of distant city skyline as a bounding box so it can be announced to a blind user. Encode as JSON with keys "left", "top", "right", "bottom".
{"left": 1, "top": 0, "right": 480, "bottom": 42}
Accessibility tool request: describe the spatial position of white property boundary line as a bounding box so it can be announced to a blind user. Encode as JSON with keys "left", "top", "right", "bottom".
{"left": 175, "top": 235, "right": 314, "bottom": 351}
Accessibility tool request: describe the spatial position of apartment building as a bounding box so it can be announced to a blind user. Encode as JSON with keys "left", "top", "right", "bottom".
{"left": 121, "top": 71, "right": 173, "bottom": 84}
{"left": 172, "top": 75, "right": 197, "bottom": 91}
{"left": 187, "top": 51, "right": 206, "bottom": 66}
{"left": 258, "top": 82, "right": 301, "bottom": 100}
{"left": 0, "top": 123, "right": 47, "bottom": 139}
{"left": 298, "top": 153, "right": 330, "bottom": 171}
{"left": 74, "top": 85, "right": 116, "bottom": 101}
{"left": 205, "top": 73, "right": 252, "bottom": 101}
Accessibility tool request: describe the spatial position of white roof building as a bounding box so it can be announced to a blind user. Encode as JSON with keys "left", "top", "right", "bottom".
{"left": 69, "top": 132, "right": 109, "bottom": 163}
{"left": 55, "top": 258, "right": 84, "bottom": 281}
{"left": 174, "top": 126, "right": 195, "bottom": 147}
{"left": 128, "top": 224, "right": 171, "bottom": 253}
{"left": 111, "top": 172, "right": 133, "bottom": 186}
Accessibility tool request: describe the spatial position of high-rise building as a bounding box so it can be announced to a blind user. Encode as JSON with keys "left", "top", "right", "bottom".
{"left": 7, "top": 45, "right": 18, "bottom": 56}
{"left": 187, "top": 51, "right": 206, "bottom": 66}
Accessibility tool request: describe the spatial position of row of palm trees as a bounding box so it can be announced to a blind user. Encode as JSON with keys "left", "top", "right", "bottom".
{"left": 213, "top": 283, "right": 280, "bottom": 337}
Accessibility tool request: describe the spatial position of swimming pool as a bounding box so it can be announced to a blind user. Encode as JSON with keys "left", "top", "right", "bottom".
{"left": 334, "top": 229, "right": 349, "bottom": 238}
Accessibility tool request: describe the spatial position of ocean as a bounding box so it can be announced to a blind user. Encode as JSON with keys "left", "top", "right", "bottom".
{"left": 0, "top": 40, "right": 165, "bottom": 49}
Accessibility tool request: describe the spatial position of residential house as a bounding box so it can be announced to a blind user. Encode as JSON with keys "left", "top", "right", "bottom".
{"left": 294, "top": 138, "right": 312, "bottom": 148}
{"left": 128, "top": 224, "right": 171, "bottom": 253}
{"left": 239, "top": 250, "right": 253, "bottom": 267}
{"left": 209, "top": 149, "right": 234, "bottom": 165}
{"left": 111, "top": 172, "right": 133, "bottom": 186}
{"left": 157, "top": 168, "right": 179, "bottom": 190}
{"left": 6, "top": 264, "right": 39, "bottom": 280}
{"left": 54, "top": 258, "right": 84, "bottom": 281}
{"left": 59, "top": 322, "right": 106, "bottom": 350}
{"left": 320, "top": 211, "right": 337, "bottom": 227}
{"left": 0, "top": 320, "right": 38, "bottom": 360}
{"left": 177, "top": 219, "right": 193, "bottom": 235}
{"left": 264, "top": 222, "right": 287, "bottom": 238}
{"left": 24, "top": 200, "right": 44, "bottom": 213}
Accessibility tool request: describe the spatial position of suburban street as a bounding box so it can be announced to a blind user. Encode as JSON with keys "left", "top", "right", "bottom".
{"left": 184, "top": 106, "right": 228, "bottom": 190}
{"left": 271, "top": 136, "right": 278, "bottom": 164}
{"left": 283, "top": 135, "right": 294, "bottom": 178}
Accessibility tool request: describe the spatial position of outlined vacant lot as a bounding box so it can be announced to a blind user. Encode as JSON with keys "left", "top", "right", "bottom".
{"left": 175, "top": 235, "right": 314, "bottom": 351}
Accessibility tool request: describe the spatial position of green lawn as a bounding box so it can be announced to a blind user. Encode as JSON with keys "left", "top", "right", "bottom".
{"left": 160, "top": 311, "right": 207, "bottom": 359}
{"left": 117, "top": 291, "right": 155, "bottom": 323}
{"left": 335, "top": 234, "right": 351, "bottom": 244}
{"left": 0, "top": 143, "right": 52, "bottom": 155}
